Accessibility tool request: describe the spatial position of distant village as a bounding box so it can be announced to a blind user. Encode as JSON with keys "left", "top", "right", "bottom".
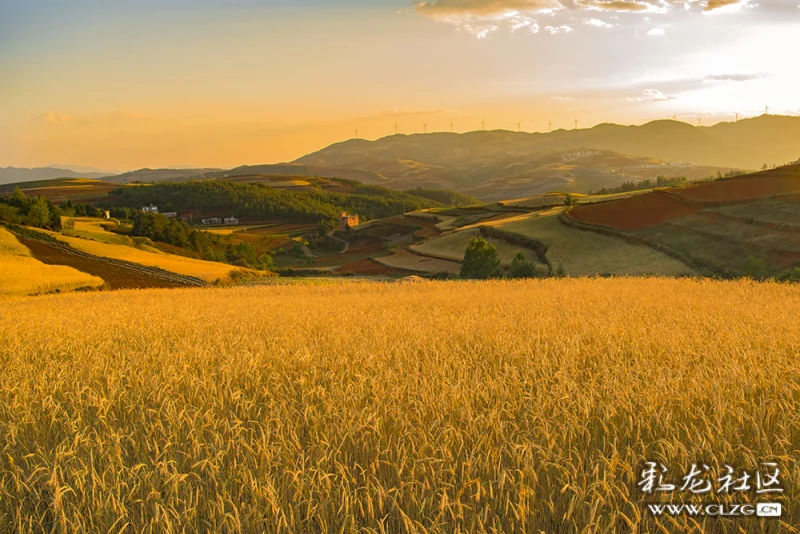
{"left": 140, "top": 204, "right": 360, "bottom": 231}
{"left": 141, "top": 204, "right": 240, "bottom": 226}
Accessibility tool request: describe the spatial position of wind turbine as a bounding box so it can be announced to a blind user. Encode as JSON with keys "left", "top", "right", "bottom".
{"left": 450, "top": 121, "right": 454, "bottom": 133}
{"left": 573, "top": 118, "right": 579, "bottom": 130}
{"left": 734, "top": 112, "right": 740, "bottom": 122}
{"left": 548, "top": 120, "right": 553, "bottom": 133}
{"left": 353, "top": 128, "right": 359, "bottom": 139}
{"left": 697, "top": 118, "right": 701, "bottom": 127}
{"left": 394, "top": 121, "right": 398, "bottom": 135}
{"left": 422, "top": 122, "right": 428, "bottom": 133}
{"left": 481, "top": 119, "right": 486, "bottom": 131}
{"left": 764, "top": 105, "right": 770, "bottom": 115}
{"left": 516, "top": 122, "right": 522, "bottom": 132}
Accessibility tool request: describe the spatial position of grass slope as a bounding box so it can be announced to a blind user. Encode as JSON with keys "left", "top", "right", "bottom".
{"left": 39, "top": 230, "right": 240, "bottom": 283}
{"left": 410, "top": 228, "right": 546, "bottom": 270}
{"left": 1, "top": 279, "right": 798, "bottom": 532}
{"left": 0, "top": 227, "right": 103, "bottom": 296}
{"left": 497, "top": 208, "right": 695, "bottom": 276}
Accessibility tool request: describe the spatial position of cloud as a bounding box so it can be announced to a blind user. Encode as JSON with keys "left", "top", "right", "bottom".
{"left": 703, "top": 73, "right": 764, "bottom": 82}
{"left": 647, "top": 27, "right": 665, "bottom": 35}
{"left": 704, "top": 0, "right": 746, "bottom": 10}
{"left": 628, "top": 88, "right": 677, "bottom": 101}
{"left": 415, "top": 0, "right": 562, "bottom": 17}
{"left": 42, "top": 112, "right": 72, "bottom": 125}
{"left": 414, "top": 0, "right": 762, "bottom": 37}
{"left": 585, "top": 17, "right": 614, "bottom": 26}
{"left": 545, "top": 24, "right": 575, "bottom": 33}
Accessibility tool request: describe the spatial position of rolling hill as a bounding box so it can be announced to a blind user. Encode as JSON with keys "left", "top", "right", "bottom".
{"left": 0, "top": 166, "right": 112, "bottom": 185}
{"left": 293, "top": 115, "right": 800, "bottom": 199}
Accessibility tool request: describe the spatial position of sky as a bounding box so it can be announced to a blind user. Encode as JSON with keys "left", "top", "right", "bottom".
{"left": 1, "top": 0, "right": 799, "bottom": 171}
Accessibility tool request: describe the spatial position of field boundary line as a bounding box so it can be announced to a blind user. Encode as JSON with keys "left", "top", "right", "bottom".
{"left": 10, "top": 232, "right": 210, "bottom": 287}
{"left": 558, "top": 209, "right": 735, "bottom": 277}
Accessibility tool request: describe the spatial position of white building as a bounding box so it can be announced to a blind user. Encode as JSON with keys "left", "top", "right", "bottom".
{"left": 142, "top": 204, "right": 158, "bottom": 213}
{"left": 224, "top": 216, "right": 239, "bottom": 225}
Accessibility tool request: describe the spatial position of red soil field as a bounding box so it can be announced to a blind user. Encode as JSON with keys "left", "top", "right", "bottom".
{"left": 20, "top": 238, "right": 185, "bottom": 290}
{"left": 335, "top": 259, "right": 400, "bottom": 275}
{"left": 347, "top": 237, "right": 383, "bottom": 255}
{"left": 569, "top": 191, "right": 700, "bottom": 230}
{"left": 676, "top": 169, "right": 800, "bottom": 202}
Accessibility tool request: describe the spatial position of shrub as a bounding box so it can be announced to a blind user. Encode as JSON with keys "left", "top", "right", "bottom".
{"left": 508, "top": 252, "right": 538, "bottom": 279}
{"left": 460, "top": 237, "right": 501, "bottom": 280}
{"left": 741, "top": 256, "right": 768, "bottom": 280}
{"left": 776, "top": 268, "right": 800, "bottom": 283}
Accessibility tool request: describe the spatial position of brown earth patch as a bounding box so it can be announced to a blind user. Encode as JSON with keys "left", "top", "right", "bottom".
{"left": 569, "top": 191, "right": 701, "bottom": 231}
{"left": 335, "top": 259, "right": 399, "bottom": 275}
{"left": 347, "top": 237, "right": 383, "bottom": 255}
{"left": 676, "top": 171, "right": 800, "bottom": 202}
{"left": 20, "top": 238, "right": 185, "bottom": 290}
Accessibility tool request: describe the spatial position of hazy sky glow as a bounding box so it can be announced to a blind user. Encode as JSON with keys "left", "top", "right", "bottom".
{"left": 1, "top": 0, "right": 798, "bottom": 170}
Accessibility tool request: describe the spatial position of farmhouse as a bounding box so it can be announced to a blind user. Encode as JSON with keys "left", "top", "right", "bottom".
{"left": 201, "top": 217, "right": 223, "bottom": 225}
{"left": 339, "top": 212, "right": 359, "bottom": 231}
{"left": 142, "top": 204, "right": 158, "bottom": 214}
{"left": 224, "top": 216, "right": 239, "bottom": 225}
{"left": 162, "top": 212, "right": 178, "bottom": 219}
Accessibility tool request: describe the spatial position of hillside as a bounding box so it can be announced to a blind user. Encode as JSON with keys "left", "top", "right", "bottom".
{"left": 0, "top": 166, "right": 111, "bottom": 185}
{"left": 103, "top": 167, "right": 223, "bottom": 184}
{"left": 293, "top": 116, "right": 800, "bottom": 199}
{"left": 566, "top": 165, "right": 800, "bottom": 277}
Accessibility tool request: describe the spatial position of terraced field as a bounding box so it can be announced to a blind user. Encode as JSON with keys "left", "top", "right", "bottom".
{"left": 563, "top": 166, "right": 800, "bottom": 276}
{"left": 410, "top": 228, "right": 543, "bottom": 268}
{"left": 39, "top": 230, "right": 240, "bottom": 283}
{"left": 63, "top": 217, "right": 131, "bottom": 245}
{"left": 496, "top": 209, "right": 695, "bottom": 276}
{"left": 0, "top": 227, "right": 104, "bottom": 296}
{"left": 374, "top": 250, "right": 462, "bottom": 274}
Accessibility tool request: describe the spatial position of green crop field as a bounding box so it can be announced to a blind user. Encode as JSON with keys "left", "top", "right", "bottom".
{"left": 496, "top": 209, "right": 695, "bottom": 276}
{"left": 410, "top": 228, "right": 543, "bottom": 268}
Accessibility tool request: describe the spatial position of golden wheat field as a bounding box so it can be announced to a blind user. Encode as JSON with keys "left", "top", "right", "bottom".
{"left": 0, "top": 227, "right": 104, "bottom": 296}
{"left": 1, "top": 278, "right": 799, "bottom": 533}
{"left": 37, "top": 229, "right": 239, "bottom": 283}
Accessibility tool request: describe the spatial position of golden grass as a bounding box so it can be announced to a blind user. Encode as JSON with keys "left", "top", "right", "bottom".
{"left": 62, "top": 217, "right": 132, "bottom": 246}
{"left": 374, "top": 250, "right": 462, "bottom": 273}
{"left": 39, "top": 230, "right": 239, "bottom": 283}
{"left": 0, "top": 278, "right": 798, "bottom": 532}
{"left": 0, "top": 227, "right": 103, "bottom": 296}
{"left": 410, "top": 228, "right": 547, "bottom": 270}
{"left": 498, "top": 208, "right": 695, "bottom": 276}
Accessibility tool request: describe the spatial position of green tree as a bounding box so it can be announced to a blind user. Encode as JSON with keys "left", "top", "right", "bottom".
{"left": 25, "top": 197, "right": 51, "bottom": 228}
{"left": 508, "top": 252, "right": 538, "bottom": 279}
{"left": 460, "top": 237, "right": 501, "bottom": 280}
{"left": 553, "top": 263, "right": 566, "bottom": 278}
{"left": 742, "top": 256, "right": 767, "bottom": 280}
{"left": 776, "top": 268, "right": 800, "bottom": 283}
{"left": 0, "top": 204, "right": 21, "bottom": 224}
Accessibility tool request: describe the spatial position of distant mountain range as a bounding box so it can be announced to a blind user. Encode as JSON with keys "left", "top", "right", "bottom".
{"left": 5, "top": 116, "right": 798, "bottom": 200}
{"left": 292, "top": 116, "right": 800, "bottom": 199}
{"left": 0, "top": 167, "right": 112, "bottom": 185}
{"left": 102, "top": 168, "right": 224, "bottom": 184}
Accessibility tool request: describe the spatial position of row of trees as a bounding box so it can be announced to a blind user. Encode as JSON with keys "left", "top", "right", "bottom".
{"left": 112, "top": 180, "right": 463, "bottom": 231}
{"left": 0, "top": 188, "right": 63, "bottom": 230}
{"left": 591, "top": 176, "right": 689, "bottom": 196}
{"left": 130, "top": 211, "right": 273, "bottom": 270}
{"left": 459, "top": 237, "right": 543, "bottom": 280}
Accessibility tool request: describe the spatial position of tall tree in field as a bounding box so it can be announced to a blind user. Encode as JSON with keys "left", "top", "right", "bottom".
{"left": 460, "top": 237, "right": 501, "bottom": 279}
